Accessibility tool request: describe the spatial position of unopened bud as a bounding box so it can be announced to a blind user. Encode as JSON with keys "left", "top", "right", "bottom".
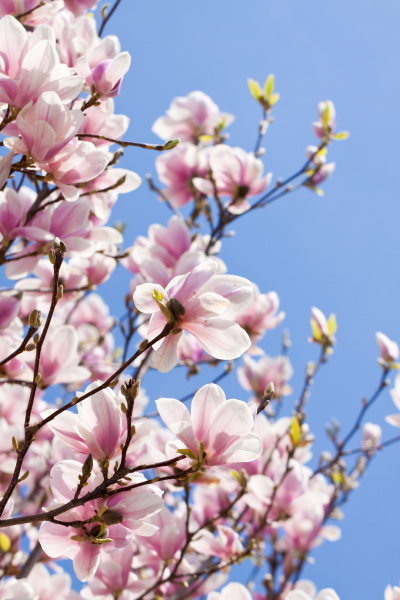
{"left": 82, "top": 453, "right": 93, "bottom": 477}
{"left": 264, "top": 382, "right": 275, "bottom": 400}
{"left": 34, "top": 373, "right": 41, "bottom": 384}
{"left": 121, "top": 403, "right": 127, "bottom": 414}
{"left": 120, "top": 384, "right": 127, "bottom": 397}
{"left": 53, "top": 237, "right": 61, "bottom": 249}
{"left": 130, "top": 425, "right": 136, "bottom": 436}
{"left": 56, "top": 284, "right": 64, "bottom": 300}
{"left": 71, "top": 396, "right": 79, "bottom": 406}
{"left": 12, "top": 436, "right": 19, "bottom": 452}
{"left": 25, "top": 343, "right": 36, "bottom": 352}
{"left": 101, "top": 509, "right": 123, "bottom": 526}
{"left": 139, "top": 339, "right": 148, "bottom": 352}
{"left": 28, "top": 309, "right": 39, "bottom": 327}
{"left": 19, "top": 470, "right": 29, "bottom": 482}
{"left": 164, "top": 138, "right": 180, "bottom": 150}
{"left": 59, "top": 240, "right": 67, "bottom": 254}
{"left": 49, "top": 249, "right": 55, "bottom": 265}
{"left": 33, "top": 333, "right": 40, "bottom": 344}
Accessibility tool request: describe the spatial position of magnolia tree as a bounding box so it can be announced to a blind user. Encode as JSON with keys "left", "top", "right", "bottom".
{"left": 0, "top": 2, "right": 399, "bottom": 600}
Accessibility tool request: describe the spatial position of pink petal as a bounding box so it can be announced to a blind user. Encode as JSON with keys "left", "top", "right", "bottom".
{"left": 184, "top": 318, "right": 250, "bottom": 360}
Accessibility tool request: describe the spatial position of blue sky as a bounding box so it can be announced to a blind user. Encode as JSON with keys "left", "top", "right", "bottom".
{"left": 89, "top": 1, "right": 400, "bottom": 597}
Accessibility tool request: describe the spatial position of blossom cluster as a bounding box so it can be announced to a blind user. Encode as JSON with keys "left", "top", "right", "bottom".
{"left": 0, "top": 2, "right": 397, "bottom": 600}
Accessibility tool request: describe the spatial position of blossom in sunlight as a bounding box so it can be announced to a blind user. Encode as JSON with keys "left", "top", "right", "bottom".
{"left": 207, "top": 582, "right": 253, "bottom": 600}
{"left": 46, "top": 381, "right": 149, "bottom": 463}
{"left": 193, "top": 145, "right": 272, "bottom": 214}
{"left": 152, "top": 90, "right": 234, "bottom": 143}
{"left": 39, "top": 461, "right": 163, "bottom": 582}
{"left": 376, "top": 332, "right": 399, "bottom": 369}
{"left": 156, "top": 382, "right": 262, "bottom": 466}
{"left": 133, "top": 259, "right": 252, "bottom": 372}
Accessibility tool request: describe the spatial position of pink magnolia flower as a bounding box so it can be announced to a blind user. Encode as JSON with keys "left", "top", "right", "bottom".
{"left": 4, "top": 91, "right": 84, "bottom": 162}
{"left": 0, "top": 186, "right": 36, "bottom": 240}
{"left": 376, "top": 332, "right": 399, "bottom": 368}
{"left": 385, "top": 585, "right": 400, "bottom": 600}
{"left": 286, "top": 589, "right": 340, "bottom": 600}
{"left": 155, "top": 142, "right": 208, "bottom": 208}
{"left": 80, "top": 547, "right": 145, "bottom": 600}
{"left": 79, "top": 99, "right": 129, "bottom": 147}
{"left": 385, "top": 374, "right": 400, "bottom": 428}
{"left": 235, "top": 285, "right": 284, "bottom": 354}
{"left": 76, "top": 52, "right": 131, "bottom": 99}
{"left": 238, "top": 354, "right": 293, "bottom": 401}
{"left": 313, "top": 100, "right": 344, "bottom": 140}
{"left": 133, "top": 259, "right": 252, "bottom": 372}
{"left": 0, "top": 1, "right": 63, "bottom": 25}
{"left": 207, "top": 583, "right": 253, "bottom": 600}
{"left": 123, "top": 215, "right": 225, "bottom": 293}
{"left": 64, "top": 0, "right": 98, "bottom": 16}
{"left": 0, "top": 151, "right": 14, "bottom": 189}
{"left": 193, "top": 146, "right": 272, "bottom": 214}
{"left": 39, "top": 460, "right": 163, "bottom": 581}
{"left": 191, "top": 525, "right": 243, "bottom": 559}
{"left": 0, "top": 16, "right": 84, "bottom": 109}
{"left": 362, "top": 422, "right": 382, "bottom": 452}
{"left": 47, "top": 381, "right": 149, "bottom": 463}
{"left": 27, "top": 563, "right": 76, "bottom": 600}
{"left": 34, "top": 325, "right": 91, "bottom": 386}
{"left": 156, "top": 382, "right": 262, "bottom": 466}
{"left": 152, "top": 90, "right": 234, "bottom": 143}
{"left": 38, "top": 140, "right": 110, "bottom": 202}
{"left": 0, "top": 578, "right": 36, "bottom": 600}
{"left": 134, "top": 505, "right": 187, "bottom": 561}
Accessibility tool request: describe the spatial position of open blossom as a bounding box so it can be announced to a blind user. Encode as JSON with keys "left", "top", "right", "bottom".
{"left": 39, "top": 461, "right": 164, "bottom": 581}
{"left": 193, "top": 145, "right": 272, "bottom": 214}
{"left": 0, "top": 16, "right": 84, "bottom": 109}
{"left": 155, "top": 142, "right": 208, "bottom": 208}
{"left": 362, "top": 422, "right": 382, "bottom": 452}
{"left": 286, "top": 588, "right": 340, "bottom": 600}
{"left": 238, "top": 354, "right": 293, "bottom": 400}
{"left": 46, "top": 381, "right": 149, "bottom": 463}
{"left": 156, "top": 382, "right": 262, "bottom": 466}
{"left": 38, "top": 140, "right": 110, "bottom": 202}
{"left": 385, "top": 374, "right": 400, "bottom": 428}
{"left": 34, "top": 325, "right": 91, "bottom": 386}
{"left": 376, "top": 332, "right": 399, "bottom": 368}
{"left": 235, "top": 285, "right": 284, "bottom": 354}
{"left": 133, "top": 259, "right": 252, "bottom": 372}
{"left": 152, "top": 90, "right": 234, "bottom": 143}
{"left": 4, "top": 91, "right": 84, "bottom": 163}
{"left": 191, "top": 525, "right": 243, "bottom": 559}
{"left": 207, "top": 583, "right": 253, "bottom": 600}
{"left": 385, "top": 585, "right": 400, "bottom": 600}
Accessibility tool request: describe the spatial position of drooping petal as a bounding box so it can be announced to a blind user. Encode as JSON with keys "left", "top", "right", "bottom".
{"left": 184, "top": 318, "right": 250, "bottom": 360}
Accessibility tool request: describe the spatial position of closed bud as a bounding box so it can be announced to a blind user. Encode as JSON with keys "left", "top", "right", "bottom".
{"left": 56, "top": 285, "right": 64, "bottom": 300}
{"left": 25, "top": 343, "right": 36, "bottom": 351}
{"left": 34, "top": 373, "right": 41, "bottom": 384}
{"left": 121, "top": 403, "right": 127, "bottom": 414}
{"left": 49, "top": 249, "right": 55, "bottom": 265}
{"left": 101, "top": 509, "right": 123, "bottom": 526}
{"left": 139, "top": 339, "right": 148, "bottom": 352}
{"left": 120, "top": 384, "right": 127, "bottom": 397}
{"left": 19, "top": 470, "right": 29, "bottom": 482}
{"left": 33, "top": 333, "right": 40, "bottom": 344}
{"left": 130, "top": 425, "right": 136, "bottom": 436}
{"left": 164, "top": 138, "right": 180, "bottom": 150}
{"left": 59, "top": 240, "right": 67, "bottom": 254}
{"left": 264, "top": 382, "right": 275, "bottom": 400}
{"left": 12, "top": 436, "right": 19, "bottom": 452}
{"left": 28, "top": 309, "right": 39, "bottom": 327}
{"left": 71, "top": 396, "right": 79, "bottom": 405}
{"left": 53, "top": 237, "right": 61, "bottom": 249}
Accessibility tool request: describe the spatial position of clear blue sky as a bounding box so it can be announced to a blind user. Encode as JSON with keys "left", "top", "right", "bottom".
{"left": 67, "top": 1, "right": 400, "bottom": 596}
